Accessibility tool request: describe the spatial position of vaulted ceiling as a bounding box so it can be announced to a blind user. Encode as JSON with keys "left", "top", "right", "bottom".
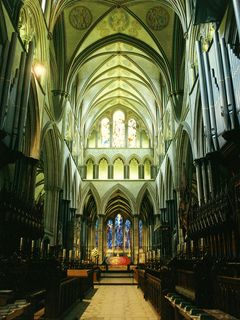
{"left": 50, "top": 0, "right": 185, "bottom": 139}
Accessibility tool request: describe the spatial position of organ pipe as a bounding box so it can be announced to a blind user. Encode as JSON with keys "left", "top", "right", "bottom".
{"left": 0, "top": 41, "right": 10, "bottom": 125}
{"left": 220, "top": 37, "right": 236, "bottom": 129}
{"left": 196, "top": 41, "right": 212, "bottom": 152}
{"left": 17, "top": 41, "right": 34, "bottom": 151}
{"left": 203, "top": 52, "right": 219, "bottom": 151}
{"left": 213, "top": 32, "right": 230, "bottom": 131}
{"left": 11, "top": 51, "right": 27, "bottom": 150}
{"left": 0, "top": 32, "right": 17, "bottom": 131}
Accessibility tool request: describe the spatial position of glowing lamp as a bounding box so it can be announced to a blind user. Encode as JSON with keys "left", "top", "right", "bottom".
{"left": 33, "top": 62, "right": 46, "bottom": 77}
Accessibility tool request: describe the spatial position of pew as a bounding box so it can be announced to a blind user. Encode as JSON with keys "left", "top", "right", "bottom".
{"left": 67, "top": 269, "right": 94, "bottom": 298}
{"left": 45, "top": 276, "right": 82, "bottom": 319}
{"left": 162, "top": 259, "right": 240, "bottom": 320}
{"left": 135, "top": 267, "right": 173, "bottom": 317}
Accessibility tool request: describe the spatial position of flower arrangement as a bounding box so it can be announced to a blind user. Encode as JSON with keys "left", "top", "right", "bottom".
{"left": 91, "top": 248, "right": 99, "bottom": 258}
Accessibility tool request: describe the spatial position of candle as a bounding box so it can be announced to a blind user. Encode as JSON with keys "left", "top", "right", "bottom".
{"left": 63, "top": 248, "right": 66, "bottom": 258}
{"left": 177, "top": 244, "right": 180, "bottom": 253}
{"left": 200, "top": 238, "right": 204, "bottom": 249}
{"left": 47, "top": 244, "right": 50, "bottom": 254}
{"left": 31, "top": 240, "right": 34, "bottom": 252}
{"left": 152, "top": 250, "right": 155, "bottom": 259}
{"left": 20, "top": 237, "right": 23, "bottom": 251}
{"left": 157, "top": 249, "right": 160, "bottom": 258}
{"left": 184, "top": 242, "right": 187, "bottom": 253}
{"left": 40, "top": 241, "right": 43, "bottom": 253}
{"left": 69, "top": 250, "right": 72, "bottom": 259}
{"left": 191, "top": 240, "right": 194, "bottom": 252}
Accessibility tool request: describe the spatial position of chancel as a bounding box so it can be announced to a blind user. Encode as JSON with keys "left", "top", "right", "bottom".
{"left": 0, "top": 0, "right": 240, "bottom": 319}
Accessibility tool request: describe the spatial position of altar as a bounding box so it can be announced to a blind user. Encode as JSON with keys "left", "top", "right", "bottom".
{"left": 107, "top": 255, "right": 131, "bottom": 266}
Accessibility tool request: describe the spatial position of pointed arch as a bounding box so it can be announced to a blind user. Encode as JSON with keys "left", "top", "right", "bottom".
{"left": 40, "top": 123, "right": 61, "bottom": 189}
{"left": 136, "top": 183, "right": 157, "bottom": 215}
{"left": 101, "top": 183, "right": 136, "bottom": 215}
{"left": 63, "top": 157, "right": 72, "bottom": 201}
{"left": 80, "top": 183, "right": 101, "bottom": 215}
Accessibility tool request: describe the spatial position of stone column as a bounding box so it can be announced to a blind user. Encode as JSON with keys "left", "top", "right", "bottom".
{"left": 93, "top": 164, "right": 99, "bottom": 179}
{"left": 151, "top": 165, "right": 156, "bottom": 179}
{"left": 60, "top": 199, "right": 70, "bottom": 249}
{"left": 74, "top": 214, "right": 82, "bottom": 259}
{"left": 194, "top": 159, "right": 204, "bottom": 206}
{"left": 67, "top": 208, "right": 76, "bottom": 251}
{"left": 149, "top": 224, "right": 153, "bottom": 251}
{"left": 79, "top": 165, "right": 86, "bottom": 179}
{"left": 87, "top": 221, "right": 93, "bottom": 256}
{"left": 138, "top": 164, "right": 144, "bottom": 179}
{"left": 98, "top": 215, "right": 104, "bottom": 263}
{"left": 44, "top": 186, "right": 61, "bottom": 244}
{"left": 80, "top": 218, "right": 87, "bottom": 260}
{"left": 108, "top": 164, "right": 113, "bottom": 179}
{"left": 133, "top": 215, "right": 139, "bottom": 264}
{"left": 207, "top": 159, "right": 214, "bottom": 199}
{"left": 201, "top": 158, "right": 209, "bottom": 204}
{"left": 124, "top": 164, "right": 129, "bottom": 179}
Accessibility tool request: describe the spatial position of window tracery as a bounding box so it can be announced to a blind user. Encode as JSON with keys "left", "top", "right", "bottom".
{"left": 113, "top": 110, "right": 125, "bottom": 147}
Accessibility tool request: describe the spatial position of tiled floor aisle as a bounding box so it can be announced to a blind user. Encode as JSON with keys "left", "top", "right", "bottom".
{"left": 63, "top": 285, "right": 160, "bottom": 320}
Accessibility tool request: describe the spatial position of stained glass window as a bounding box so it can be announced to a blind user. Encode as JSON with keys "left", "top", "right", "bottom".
{"left": 139, "top": 219, "right": 143, "bottom": 248}
{"left": 101, "top": 118, "right": 110, "bottom": 147}
{"left": 115, "top": 214, "right": 123, "bottom": 248}
{"left": 95, "top": 219, "right": 99, "bottom": 247}
{"left": 113, "top": 111, "right": 125, "bottom": 147}
{"left": 107, "top": 219, "right": 113, "bottom": 249}
{"left": 125, "top": 219, "right": 131, "bottom": 249}
{"left": 128, "top": 119, "right": 137, "bottom": 147}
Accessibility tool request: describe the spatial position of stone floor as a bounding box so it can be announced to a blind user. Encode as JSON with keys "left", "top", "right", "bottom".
{"left": 63, "top": 285, "right": 160, "bottom": 320}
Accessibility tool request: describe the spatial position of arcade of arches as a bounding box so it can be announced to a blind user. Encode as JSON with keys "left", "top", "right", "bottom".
{"left": 1, "top": 0, "right": 240, "bottom": 319}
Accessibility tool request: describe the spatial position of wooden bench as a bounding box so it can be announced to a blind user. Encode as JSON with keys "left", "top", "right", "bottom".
{"left": 164, "top": 293, "right": 239, "bottom": 320}
{"left": 67, "top": 269, "right": 93, "bottom": 298}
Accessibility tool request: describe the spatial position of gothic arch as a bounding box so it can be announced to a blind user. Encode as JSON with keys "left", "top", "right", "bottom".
{"left": 63, "top": 157, "right": 72, "bottom": 201}
{"left": 126, "top": 154, "right": 141, "bottom": 165}
{"left": 18, "top": 0, "right": 47, "bottom": 63}
{"left": 176, "top": 125, "right": 194, "bottom": 187}
{"left": 112, "top": 154, "right": 127, "bottom": 165}
{"left": 71, "top": 171, "right": 78, "bottom": 209}
{"left": 24, "top": 78, "right": 41, "bottom": 158}
{"left": 101, "top": 184, "right": 136, "bottom": 215}
{"left": 80, "top": 183, "right": 101, "bottom": 215}
{"left": 97, "top": 154, "right": 111, "bottom": 165}
{"left": 136, "top": 183, "right": 158, "bottom": 215}
{"left": 40, "top": 123, "right": 61, "bottom": 189}
{"left": 165, "top": 156, "right": 174, "bottom": 200}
